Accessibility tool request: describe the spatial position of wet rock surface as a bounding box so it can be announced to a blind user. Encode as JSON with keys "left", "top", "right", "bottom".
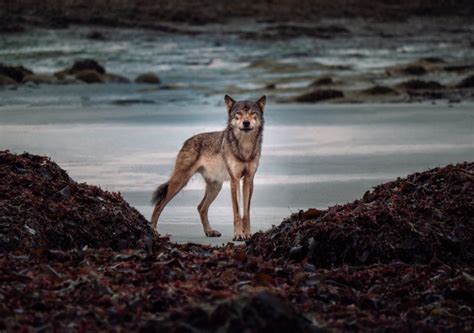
{"left": 0, "top": 152, "right": 473, "bottom": 331}
{"left": 1, "top": 59, "right": 148, "bottom": 86}
{"left": 294, "top": 89, "right": 344, "bottom": 102}
{"left": 134, "top": 72, "right": 161, "bottom": 84}
{"left": 0, "top": 63, "right": 33, "bottom": 83}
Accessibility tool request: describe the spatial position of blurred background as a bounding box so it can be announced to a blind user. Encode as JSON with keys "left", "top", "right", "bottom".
{"left": 1, "top": 1, "right": 473, "bottom": 243}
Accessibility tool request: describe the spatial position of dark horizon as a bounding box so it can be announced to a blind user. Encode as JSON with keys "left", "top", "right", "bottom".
{"left": 2, "top": 0, "right": 474, "bottom": 31}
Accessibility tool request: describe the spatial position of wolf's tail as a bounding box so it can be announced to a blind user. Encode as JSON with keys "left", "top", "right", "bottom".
{"left": 151, "top": 181, "right": 169, "bottom": 205}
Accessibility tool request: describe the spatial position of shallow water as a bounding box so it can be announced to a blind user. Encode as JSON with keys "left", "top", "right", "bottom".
{"left": 1, "top": 101, "right": 473, "bottom": 244}
{"left": 1, "top": 19, "right": 473, "bottom": 105}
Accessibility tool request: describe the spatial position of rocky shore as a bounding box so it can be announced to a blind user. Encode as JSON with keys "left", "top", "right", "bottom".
{"left": 1, "top": 151, "right": 473, "bottom": 331}
{"left": 1, "top": 1, "right": 474, "bottom": 104}
{"left": 2, "top": 55, "right": 474, "bottom": 104}
{"left": 0, "top": 59, "right": 160, "bottom": 86}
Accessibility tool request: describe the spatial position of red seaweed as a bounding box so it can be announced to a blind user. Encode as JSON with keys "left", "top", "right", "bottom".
{"left": 0, "top": 151, "right": 473, "bottom": 332}
{"left": 248, "top": 162, "right": 474, "bottom": 267}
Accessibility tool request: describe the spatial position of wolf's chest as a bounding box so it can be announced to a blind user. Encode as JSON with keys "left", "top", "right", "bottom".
{"left": 198, "top": 154, "right": 230, "bottom": 182}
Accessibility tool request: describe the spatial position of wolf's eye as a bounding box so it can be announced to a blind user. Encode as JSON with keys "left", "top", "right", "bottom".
{"left": 235, "top": 112, "right": 242, "bottom": 118}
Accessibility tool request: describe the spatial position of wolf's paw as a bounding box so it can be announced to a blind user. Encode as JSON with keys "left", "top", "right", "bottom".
{"left": 205, "top": 230, "right": 221, "bottom": 237}
{"left": 233, "top": 233, "right": 251, "bottom": 241}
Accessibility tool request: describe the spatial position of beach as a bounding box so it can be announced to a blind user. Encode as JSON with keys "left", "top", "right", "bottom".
{"left": 1, "top": 100, "right": 472, "bottom": 244}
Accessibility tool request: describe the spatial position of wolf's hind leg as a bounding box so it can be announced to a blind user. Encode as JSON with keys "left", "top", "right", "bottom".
{"left": 198, "top": 180, "right": 222, "bottom": 237}
{"left": 150, "top": 170, "right": 194, "bottom": 230}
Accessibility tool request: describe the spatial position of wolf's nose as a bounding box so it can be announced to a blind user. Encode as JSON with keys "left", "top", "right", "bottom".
{"left": 243, "top": 121, "right": 250, "bottom": 128}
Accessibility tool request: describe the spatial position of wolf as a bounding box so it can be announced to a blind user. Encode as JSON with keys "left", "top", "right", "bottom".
{"left": 150, "top": 95, "right": 266, "bottom": 241}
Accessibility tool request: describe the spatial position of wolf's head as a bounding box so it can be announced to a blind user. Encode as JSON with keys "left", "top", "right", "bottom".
{"left": 225, "top": 95, "right": 266, "bottom": 134}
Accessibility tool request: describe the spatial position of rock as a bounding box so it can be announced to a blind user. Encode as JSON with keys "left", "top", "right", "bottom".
{"left": 112, "top": 99, "right": 155, "bottom": 106}
{"left": 74, "top": 70, "right": 104, "bottom": 84}
{"left": 103, "top": 73, "right": 130, "bottom": 83}
{"left": 362, "top": 85, "right": 399, "bottom": 95}
{"left": 289, "top": 246, "right": 305, "bottom": 260}
{"left": 134, "top": 72, "right": 161, "bottom": 84}
{"left": 244, "top": 23, "right": 349, "bottom": 40}
{"left": 86, "top": 30, "right": 108, "bottom": 41}
{"left": 0, "top": 74, "right": 17, "bottom": 86}
{"left": 309, "top": 76, "right": 333, "bottom": 86}
{"left": 401, "top": 65, "right": 427, "bottom": 75}
{"left": 456, "top": 75, "right": 474, "bottom": 88}
{"left": 22, "top": 74, "right": 58, "bottom": 84}
{"left": 398, "top": 80, "right": 445, "bottom": 90}
{"left": 143, "top": 291, "right": 316, "bottom": 333}
{"left": 0, "top": 64, "right": 34, "bottom": 83}
{"left": 385, "top": 60, "right": 442, "bottom": 77}
{"left": 419, "top": 57, "right": 446, "bottom": 64}
{"left": 53, "top": 69, "right": 70, "bottom": 80}
{"left": 443, "top": 64, "right": 474, "bottom": 72}
{"left": 294, "top": 89, "right": 344, "bottom": 102}
{"left": 70, "top": 59, "right": 106, "bottom": 75}
{"left": 265, "top": 83, "right": 277, "bottom": 89}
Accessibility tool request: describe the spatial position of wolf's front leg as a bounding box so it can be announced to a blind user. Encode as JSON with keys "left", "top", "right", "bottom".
{"left": 230, "top": 177, "right": 244, "bottom": 241}
{"left": 242, "top": 175, "right": 254, "bottom": 240}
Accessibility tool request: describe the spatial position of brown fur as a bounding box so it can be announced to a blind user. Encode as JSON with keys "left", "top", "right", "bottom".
{"left": 151, "top": 95, "right": 266, "bottom": 241}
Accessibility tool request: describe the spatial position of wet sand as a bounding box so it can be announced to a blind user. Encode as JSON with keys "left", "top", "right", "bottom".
{"left": 1, "top": 102, "right": 472, "bottom": 245}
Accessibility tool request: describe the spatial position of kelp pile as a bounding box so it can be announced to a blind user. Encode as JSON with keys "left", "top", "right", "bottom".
{"left": 248, "top": 162, "right": 474, "bottom": 267}
{"left": 1, "top": 151, "right": 473, "bottom": 332}
{"left": 0, "top": 151, "right": 161, "bottom": 252}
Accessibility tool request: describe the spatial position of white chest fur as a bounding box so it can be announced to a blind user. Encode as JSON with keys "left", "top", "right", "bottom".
{"left": 199, "top": 154, "right": 230, "bottom": 182}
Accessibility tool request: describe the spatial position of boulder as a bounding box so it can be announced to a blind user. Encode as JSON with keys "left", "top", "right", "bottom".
{"left": 456, "top": 75, "right": 474, "bottom": 88}
{"left": 0, "top": 64, "right": 34, "bottom": 82}
{"left": 362, "top": 85, "right": 399, "bottom": 95}
{"left": 70, "top": 59, "right": 106, "bottom": 75}
{"left": 86, "top": 30, "right": 108, "bottom": 41}
{"left": 309, "top": 76, "right": 334, "bottom": 86}
{"left": 398, "top": 80, "right": 444, "bottom": 90}
{"left": 134, "top": 72, "right": 161, "bottom": 84}
{"left": 0, "top": 74, "right": 17, "bottom": 85}
{"left": 75, "top": 70, "right": 104, "bottom": 84}
{"left": 401, "top": 64, "right": 427, "bottom": 75}
{"left": 294, "top": 89, "right": 344, "bottom": 102}
{"left": 22, "top": 74, "right": 58, "bottom": 84}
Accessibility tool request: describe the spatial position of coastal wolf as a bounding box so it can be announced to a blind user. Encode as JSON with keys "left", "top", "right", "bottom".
{"left": 150, "top": 95, "right": 266, "bottom": 241}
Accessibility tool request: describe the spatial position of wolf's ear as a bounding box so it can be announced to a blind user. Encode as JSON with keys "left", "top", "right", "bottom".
{"left": 224, "top": 95, "right": 236, "bottom": 112}
{"left": 256, "top": 95, "right": 266, "bottom": 112}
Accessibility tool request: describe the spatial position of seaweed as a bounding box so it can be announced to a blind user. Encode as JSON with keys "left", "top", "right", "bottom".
{"left": 1, "top": 151, "right": 473, "bottom": 331}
